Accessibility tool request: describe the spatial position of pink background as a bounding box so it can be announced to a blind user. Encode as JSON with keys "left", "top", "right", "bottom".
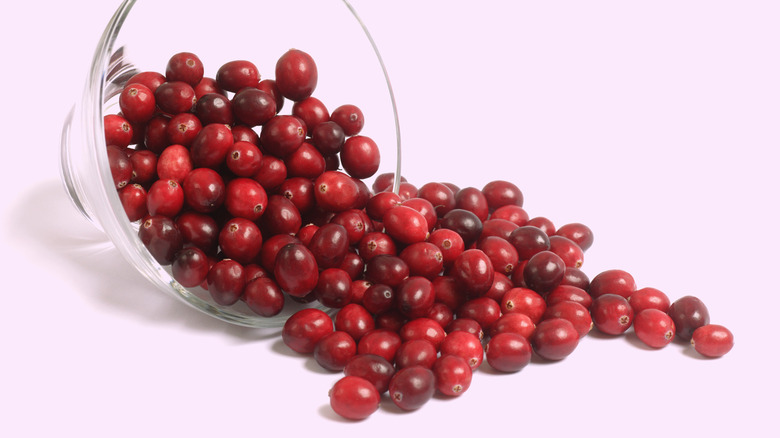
{"left": 1, "top": 0, "right": 777, "bottom": 436}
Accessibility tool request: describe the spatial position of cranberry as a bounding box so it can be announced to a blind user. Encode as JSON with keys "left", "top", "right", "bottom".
{"left": 330, "top": 104, "right": 364, "bottom": 136}
{"left": 306, "top": 223, "right": 349, "bottom": 269}
{"left": 277, "top": 178, "right": 314, "bottom": 215}
{"left": 591, "top": 294, "right": 635, "bottom": 335}
{"left": 107, "top": 145, "right": 132, "bottom": 189}
{"left": 507, "top": 226, "right": 550, "bottom": 260}
{"left": 560, "top": 267, "right": 591, "bottom": 291}
{"left": 668, "top": 295, "right": 710, "bottom": 341}
{"left": 218, "top": 217, "right": 263, "bottom": 264}
{"left": 456, "top": 297, "right": 501, "bottom": 331}
{"left": 282, "top": 308, "right": 333, "bottom": 354}
{"left": 543, "top": 301, "right": 592, "bottom": 338}
{"left": 347, "top": 277, "right": 371, "bottom": 302}
{"left": 343, "top": 354, "right": 395, "bottom": 394}
{"left": 399, "top": 242, "right": 444, "bottom": 280}
{"left": 395, "top": 277, "right": 436, "bottom": 319}
{"left": 259, "top": 234, "right": 300, "bottom": 272}
{"left": 478, "top": 236, "right": 519, "bottom": 275}
{"left": 484, "top": 272, "right": 514, "bottom": 303}
{"left": 243, "top": 264, "right": 269, "bottom": 283}
{"left": 119, "top": 83, "right": 156, "bottom": 123}
{"left": 628, "top": 287, "right": 671, "bottom": 314}
{"left": 176, "top": 211, "right": 219, "bottom": 254}
{"left": 372, "top": 172, "right": 406, "bottom": 193}
{"left": 589, "top": 269, "right": 637, "bottom": 299}
{"left": 139, "top": 215, "right": 183, "bottom": 265}
{"left": 479, "top": 218, "right": 520, "bottom": 242}
{"left": 523, "top": 250, "right": 565, "bottom": 294}
{"left": 126, "top": 71, "right": 165, "bottom": 93}
{"left": 361, "top": 284, "right": 394, "bottom": 316}
{"left": 395, "top": 339, "right": 438, "bottom": 369}
{"left": 243, "top": 277, "right": 284, "bottom": 317}
{"left": 388, "top": 366, "right": 435, "bottom": 411}
{"left": 401, "top": 198, "right": 437, "bottom": 232}
{"left": 231, "top": 87, "right": 276, "bottom": 127}
{"left": 146, "top": 179, "right": 184, "bottom": 218}
{"left": 194, "top": 93, "right": 233, "bottom": 125}
{"left": 530, "top": 318, "right": 579, "bottom": 361}
{"left": 315, "top": 171, "right": 360, "bottom": 213}
{"left": 383, "top": 205, "right": 429, "bottom": 245}
{"left": 634, "top": 309, "right": 676, "bottom": 348}
{"left": 329, "top": 376, "right": 380, "bottom": 421}
{"left": 165, "top": 52, "right": 204, "bottom": 86}
{"left": 417, "top": 182, "right": 456, "bottom": 217}
{"left": 433, "top": 355, "right": 472, "bottom": 396}
{"left": 398, "top": 317, "right": 446, "bottom": 350}
{"left": 275, "top": 49, "right": 318, "bottom": 101}
{"left": 104, "top": 114, "right": 133, "bottom": 148}
{"left": 450, "top": 249, "right": 494, "bottom": 297}
{"left": 206, "top": 259, "right": 245, "bottom": 306}
{"left": 225, "top": 141, "right": 263, "bottom": 178}
{"left": 119, "top": 184, "right": 147, "bottom": 221}
{"left": 257, "top": 78, "right": 284, "bottom": 113}
{"left": 501, "top": 287, "right": 547, "bottom": 324}
{"left": 545, "top": 284, "right": 593, "bottom": 310}
{"left": 193, "top": 77, "right": 223, "bottom": 99}
{"left": 330, "top": 209, "right": 371, "bottom": 245}
{"left": 225, "top": 177, "right": 268, "bottom": 221}
{"left": 260, "top": 115, "right": 306, "bottom": 158}
{"left": 155, "top": 81, "right": 196, "bottom": 115}
{"left": 165, "top": 113, "right": 201, "bottom": 147}
{"left": 527, "top": 216, "right": 555, "bottom": 236}
{"left": 128, "top": 149, "right": 157, "bottom": 184}
{"left": 439, "top": 330, "right": 484, "bottom": 370}
{"left": 335, "top": 304, "right": 375, "bottom": 342}
{"left": 375, "top": 310, "right": 406, "bottom": 332}
{"left": 156, "top": 144, "right": 192, "bottom": 183}
{"left": 274, "top": 243, "right": 319, "bottom": 298}
{"left": 311, "top": 120, "right": 345, "bottom": 156}
{"left": 439, "top": 209, "right": 482, "bottom": 248}
{"left": 215, "top": 59, "right": 259, "bottom": 93}
{"left": 357, "top": 231, "right": 397, "bottom": 261}
{"left": 433, "top": 275, "right": 467, "bottom": 310}
{"left": 314, "top": 331, "right": 357, "bottom": 371}
{"left": 490, "top": 312, "right": 535, "bottom": 339}
{"left": 365, "top": 255, "right": 409, "bottom": 288}
{"left": 142, "top": 115, "right": 170, "bottom": 153}
{"left": 253, "top": 155, "right": 287, "bottom": 190}
{"left": 426, "top": 302, "right": 454, "bottom": 328}
{"left": 486, "top": 332, "right": 533, "bottom": 373}
{"left": 445, "top": 318, "right": 484, "bottom": 340}
{"left": 548, "top": 235, "right": 584, "bottom": 269}
{"left": 285, "top": 142, "right": 326, "bottom": 179}
{"left": 555, "top": 222, "right": 594, "bottom": 251}
{"left": 396, "top": 182, "right": 419, "bottom": 201}
{"left": 691, "top": 324, "right": 734, "bottom": 358}
{"left": 491, "top": 205, "right": 530, "bottom": 226}
{"left": 171, "top": 246, "right": 209, "bottom": 288}
{"left": 190, "top": 123, "right": 234, "bottom": 169}
{"left": 428, "top": 228, "right": 465, "bottom": 267}
{"left": 260, "top": 195, "right": 302, "bottom": 236}
{"left": 314, "top": 268, "right": 352, "bottom": 308}
{"left": 357, "top": 329, "right": 403, "bottom": 363}
{"left": 455, "top": 187, "right": 489, "bottom": 221}
{"left": 181, "top": 168, "right": 225, "bottom": 213}
{"left": 482, "top": 180, "right": 523, "bottom": 210}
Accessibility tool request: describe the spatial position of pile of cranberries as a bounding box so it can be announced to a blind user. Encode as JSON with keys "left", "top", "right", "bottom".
{"left": 104, "top": 50, "right": 735, "bottom": 421}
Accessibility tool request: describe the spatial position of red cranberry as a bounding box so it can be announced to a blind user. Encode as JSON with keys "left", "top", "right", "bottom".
{"left": 182, "top": 168, "right": 225, "bottom": 213}
{"left": 330, "top": 209, "right": 371, "bottom": 245}
{"left": 591, "top": 294, "right": 634, "bottom": 335}
{"left": 340, "top": 135, "right": 381, "bottom": 179}
{"left": 126, "top": 71, "right": 165, "bottom": 93}
{"left": 365, "top": 255, "right": 409, "bottom": 288}
{"left": 383, "top": 205, "right": 429, "bottom": 245}
{"left": 507, "top": 226, "right": 550, "bottom": 260}
{"left": 119, "top": 83, "right": 156, "bottom": 123}
{"left": 501, "top": 287, "right": 547, "bottom": 324}
{"left": 548, "top": 235, "right": 584, "bottom": 269}
{"left": 194, "top": 93, "right": 233, "bottom": 125}
{"left": 545, "top": 284, "right": 593, "bottom": 310}
{"left": 156, "top": 144, "right": 192, "bottom": 183}
{"left": 291, "top": 96, "right": 328, "bottom": 132}
{"left": 372, "top": 172, "right": 406, "bottom": 193}
{"left": 307, "top": 223, "right": 350, "bottom": 269}
{"left": 176, "top": 211, "right": 219, "bottom": 254}
{"left": 282, "top": 308, "right": 333, "bottom": 354}
{"left": 260, "top": 115, "right": 306, "bottom": 158}
{"left": 243, "top": 277, "right": 284, "bottom": 317}
{"left": 226, "top": 141, "right": 263, "bottom": 178}
{"left": 455, "top": 187, "right": 489, "bottom": 221}
{"left": 560, "top": 266, "right": 591, "bottom": 291}
{"left": 155, "top": 81, "right": 196, "bottom": 115}
{"left": 275, "top": 49, "right": 318, "bottom": 101}
{"left": 341, "top": 252, "right": 366, "bottom": 282}
{"left": 343, "top": 354, "right": 395, "bottom": 394}
{"left": 165, "top": 113, "right": 201, "bottom": 147}
{"left": 329, "top": 376, "right": 380, "bottom": 421}
{"left": 260, "top": 195, "right": 302, "bottom": 236}
{"left": 257, "top": 78, "right": 284, "bottom": 113}
{"left": 315, "top": 170, "right": 360, "bottom": 213}
{"left": 555, "top": 222, "right": 594, "bottom": 251}
{"left": 285, "top": 142, "right": 326, "bottom": 179}
{"left": 439, "top": 209, "right": 482, "bottom": 248}
{"left": 482, "top": 180, "right": 523, "bottom": 209}
{"left": 395, "top": 339, "right": 438, "bottom": 369}
{"left": 450, "top": 249, "right": 495, "bottom": 297}
{"left": 399, "top": 242, "right": 444, "bottom": 280}
{"left": 530, "top": 318, "right": 579, "bottom": 361}
{"left": 193, "top": 77, "right": 223, "bottom": 99}
{"left": 361, "top": 284, "right": 394, "bottom": 315}
{"left": 634, "top": 309, "right": 676, "bottom": 348}
{"left": 478, "top": 236, "right": 519, "bottom": 275}
{"left": 417, "top": 182, "right": 456, "bottom": 217}
{"left": 335, "top": 304, "right": 375, "bottom": 342}
{"left": 142, "top": 115, "right": 169, "bottom": 154}
{"left": 426, "top": 302, "right": 454, "bottom": 328}
{"left": 215, "top": 60, "right": 259, "bottom": 93}
{"left": 330, "top": 104, "right": 364, "bottom": 136}
{"left": 490, "top": 205, "right": 529, "bottom": 226}
{"left": 374, "top": 310, "right": 406, "bottom": 332}
{"left": 357, "top": 231, "right": 397, "bottom": 261}
{"left": 388, "top": 366, "right": 435, "bottom": 411}
{"left": 128, "top": 149, "right": 157, "bottom": 184}
{"left": 274, "top": 243, "right": 319, "bottom": 298}
{"left": 171, "top": 246, "right": 209, "bottom": 288}
{"left": 395, "top": 277, "right": 435, "bottom": 319}
{"left": 190, "top": 123, "right": 234, "bottom": 169}
{"left": 456, "top": 297, "right": 501, "bottom": 331}
{"left": 486, "top": 332, "right": 533, "bottom": 373}
{"left": 667, "top": 295, "right": 710, "bottom": 341}
{"left": 232, "top": 125, "right": 259, "bottom": 145}
{"left": 691, "top": 324, "right": 734, "bottom": 358}
{"left": 139, "top": 215, "right": 183, "bottom": 265}
{"left": 253, "top": 155, "right": 287, "bottom": 190}
{"left": 165, "top": 52, "right": 204, "bottom": 86}
{"left": 542, "top": 301, "right": 592, "bottom": 338}
{"left": 527, "top": 216, "right": 555, "bottom": 236}
{"left": 401, "top": 198, "right": 437, "bottom": 231}
{"left": 258, "top": 234, "right": 300, "bottom": 272}
{"left": 104, "top": 114, "right": 133, "bottom": 148}
{"left": 479, "top": 218, "right": 520, "bottom": 242}
{"left": 589, "top": 269, "right": 637, "bottom": 299}
{"left": 357, "top": 329, "right": 403, "bottom": 363}
{"left": 428, "top": 228, "right": 465, "bottom": 267}
{"left": 314, "top": 331, "right": 357, "bottom": 371}
{"left": 311, "top": 120, "right": 345, "bottom": 156}
{"left": 206, "top": 259, "right": 245, "bottom": 306}
{"left": 146, "top": 179, "right": 184, "bottom": 218}
{"left": 231, "top": 87, "right": 276, "bottom": 127}
{"left": 118, "top": 184, "right": 147, "bottom": 221}
{"left": 445, "top": 318, "right": 484, "bottom": 341}
{"left": 490, "top": 312, "right": 535, "bottom": 339}
{"left": 433, "top": 275, "right": 467, "bottom": 311}
{"left": 433, "top": 355, "right": 472, "bottom": 396}
{"left": 107, "top": 145, "right": 132, "bottom": 189}
{"left": 314, "top": 268, "right": 352, "bottom": 309}
{"left": 438, "top": 330, "right": 484, "bottom": 370}
{"left": 628, "top": 287, "right": 671, "bottom": 314}
{"left": 398, "top": 317, "right": 446, "bottom": 350}
{"left": 218, "top": 217, "right": 262, "bottom": 264}
{"left": 225, "top": 177, "right": 268, "bottom": 221}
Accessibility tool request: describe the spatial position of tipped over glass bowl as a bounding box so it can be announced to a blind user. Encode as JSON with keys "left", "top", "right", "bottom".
{"left": 61, "top": 0, "right": 402, "bottom": 327}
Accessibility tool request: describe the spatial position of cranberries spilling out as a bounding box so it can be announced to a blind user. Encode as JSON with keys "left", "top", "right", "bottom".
{"left": 106, "top": 50, "right": 735, "bottom": 421}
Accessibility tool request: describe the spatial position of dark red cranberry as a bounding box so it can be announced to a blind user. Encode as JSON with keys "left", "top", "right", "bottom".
{"left": 206, "top": 259, "right": 245, "bottom": 306}
{"left": 126, "top": 71, "right": 165, "bottom": 93}
{"left": 450, "top": 249, "right": 495, "bottom": 297}
{"left": 691, "top": 324, "right": 734, "bottom": 358}
{"left": 628, "top": 287, "right": 671, "bottom": 314}
{"left": 510, "top": 261, "right": 529, "bottom": 288}
{"left": 357, "top": 231, "right": 397, "bottom": 261}
{"left": 523, "top": 250, "right": 565, "bottom": 294}
{"left": 530, "top": 318, "right": 579, "bottom": 361}
{"left": 291, "top": 96, "right": 329, "bottom": 132}
{"left": 439, "top": 330, "right": 483, "bottom": 370}
{"left": 478, "top": 236, "right": 519, "bottom": 276}
{"left": 279, "top": 177, "right": 315, "bottom": 214}
{"left": 194, "top": 93, "right": 233, "bottom": 125}
{"left": 307, "top": 223, "right": 350, "bottom": 269}
{"left": 455, "top": 187, "right": 489, "bottom": 221}
{"left": 232, "top": 124, "right": 259, "bottom": 145}
{"left": 490, "top": 204, "right": 529, "bottom": 226}
{"left": 589, "top": 269, "right": 637, "bottom": 299}
{"left": 314, "top": 268, "right": 352, "bottom": 308}
{"left": 555, "top": 222, "right": 594, "bottom": 251}
{"left": 365, "top": 255, "right": 409, "bottom": 288}
{"left": 175, "top": 211, "right": 218, "bottom": 254}
{"left": 335, "top": 304, "right": 375, "bottom": 342}
{"left": 634, "top": 309, "right": 676, "bottom": 348}
{"left": 146, "top": 179, "right": 184, "bottom": 218}
{"left": 508, "top": 226, "right": 550, "bottom": 260}
{"left": 344, "top": 354, "right": 395, "bottom": 394}
{"left": 226, "top": 141, "right": 263, "bottom": 178}
{"left": 314, "top": 331, "right": 357, "bottom": 371}
{"left": 484, "top": 272, "right": 513, "bottom": 303}
{"left": 274, "top": 243, "right": 319, "bottom": 298}
{"left": 329, "top": 376, "right": 380, "bottom": 420}
{"left": 486, "top": 333, "right": 533, "bottom": 373}
{"left": 104, "top": 114, "right": 133, "bottom": 148}
{"left": 311, "top": 121, "right": 345, "bottom": 156}
{"left": 357, "top": 329, "right": 403, "bottom": 363}
{"left": 395, "top": 339, "right": 438, "bottom": 369}
{"left": 215, "top": 60, "right": 259, "bottom": 93}
{"left": 258, "top": 234, "right": 300, "bottom": 272}
{"left": 545, "top": 284, "right": 592, "bottom": 310}
{"left": 433, "top": 275, "right": 467, "bottom": 311}
{"left": 314, "top": 171, "right": 360, "bottom": 213}
{"left": 165, "top": 52, "right": 203, "bottom": 86}
{"left": 243, "top": 277, "right": 284, "bottom": 317}
{"left": 428, "top": 228, "right": 465, "bottom": 267}
{"left": 107, "top": 145, "right": 132, "bottom": 189}
{"left": 243, "top": 264, "right": 269, "bottom": 283}
{"left": 119, "top": 83, "right": 156, "bottom": 123}
{"left": 171, "top": 246, "right": 209, "bottom": 288}
{"left": 190, "top": 123, "right": 234, "bottom": 169}
{"left": 275, "top": 49, "right": 318, "bottom": 101}
{"left": 445, "top": 318, "right": 484, "bottom": 340}
{"left": 232, "top": 87, "right": 276, "bottom": 127}
{"left": 119, "top": 184, "right": 147, "bottom": 221}
{"left": 330, "top": 104, "right": 364, "bottom": 136}
{"left": 260, "top": 115, "right": 306, "bottom": 158}
{"left": 155, "top": 81, "right": 196, "bottom": 115}
{"left": 260, "top": 194, "right": 302, "bottom": 236}
{"left": 561, "top": 266, "right": 591, "bottom": 291}
{"left": 432, "top": 355, "right": 472, "bottom": 396}
{"left": 257, "top": 78, "right": 284, "bottom": 113}
{"left": 482, "top": 180, "right": 523, "bottom": 210}
{"left": 399, "top": 242, "right": 444, "bottom": 280}
{"left": 501, "top": 287, "right": 547, "bottom": 324}
{"left": 398, "top": 317, "right": 446, "bottom": 350}
{"left": 591, "top": 294, "right": 634, "bottom": 335}
{"left": 456, "top": 297, "right": 501, "bottom": 331}
{"left": 330, "top": 209, "right": 371, "bottom": 245}
{"left": 543, "top": 301, "right": 592, "bottom": 338}
{"left": 225, "top": 177, "right": 268, "bottom": 221}
{"left": 490, "top": 312, "right": 535, "bottom": 339}
{"left": 364, "top": 193, "right": 399, "bottom": 222}
{"left": 347, "top": 278, "right": 371, "bottom": 303}
{"left": 395, "top": 277, "right": 435, "bottom": 319}
{"left": 548, "top": 235, "right": 584, "bottom": 269}
{"left": 439, "top": 209, "right": 482, "bottom": 248}
{"left": 388, "top": 366, "right": 435, "bottom": 411}
{"left": 417, "top": 182, "right": 456, "bottom": 217}
{"left": 218, "top": 217, "right": 262, "bottom": 264}
{"left": 182, "top": 167, "right": 225, "bottom": 213}
{"left": 128, "top": 149, "right": 157, "bottom": 184}
{"left": 383, "top": 205, "right": 429, "bottom": 245}
{"left": 165, "top": 113, "right": 201, "bottom": 147}
{"left": 374, "top": 310, "right": 407, "bottom": 332}
{"left": 156, "top": 144, "right": 192, "bottom": 183}
{"left": 426, "top": 302, "right": 454, "bottom": 329}
{"left": 282, "top": 308, "right": 333, "bottom": 354}
{"left": 253, "top": 155, "right": 287, "bottom": 190}
{"left": 668, "top": 295, "right": 710, "bottom": 341}
{"left": 361, "top": 284, "right": 394, "bottom": 315}
{"left": 142, "top": 115, "right": 170, "bottom": 154}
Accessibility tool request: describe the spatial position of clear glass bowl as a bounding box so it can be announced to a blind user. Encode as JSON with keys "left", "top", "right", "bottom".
{"left": 60, "top": 0, "right": 401, "bottom": 327}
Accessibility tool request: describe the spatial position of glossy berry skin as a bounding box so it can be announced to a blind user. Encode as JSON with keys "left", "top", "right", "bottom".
{"left": 456, "top": 297, "right": 501, "bottom": 331}
{"left": 308, "top": 223, "right": 350, "bottom": 269}
{"left": 311, "top": 120, "right": 345, "bottom": 155}
{"left": 118, "top": 184, "right": 147, "bottom": 221}
{"left": 543, "top": 301, "right": 592, "bottom": 338}
{"left": 527, "top": 217, "right": 555, "bottom": 236}
{"left": 275, "top": 49, "right": 318, "bottom": 101}
{"left": 589, "top": 269, "right": 637, "bottom": 299}
{"left": 315, "top": 171, "right": 360, "bottom": 213}
{"left": 507, "top": 226, "right": 550, "bottom": 260}
{"left": 154, "top": 81, "right": 196, "bottom": 115}
{"left": 119, "top": 83, "right": 155, "bottom": 123}
{"left": 274, "top": 243, "right": 319, "bottom": 298}
{"left": 395, "top": 339, "right": 438, "bottom": 369}
{"left": 478, "top": 236, "right": 519, "bottom": 275}
{"left": 383, "top": 206, "right": 429, "bottom": 245}
{"left": 691, "top": 324, "right": 734, "bottom": 358}
{"left": 194, "top": 93, "right": 233, "bottom": 125}
{"left": 530, "top": 318, "right": 579, "bottom": 361}
{"left": 176, "top": 212, "right": 219, "bottom": 255}
{"left": 398, "top": 318, "right": 446, "bottom": 350}
{"left": 190, "top": 123, "right": 234, "bottom": 169}
{"left": 225, "top": 178, "right": 268, "bottom": 221}
{"left": 107, "top": 145, "right": 132, "bottom": 189}
{"left": 165, "top": 52, "right": 204, "bottom": 86}
{"left": 628, "top": 287, "right": 671, "bottom": 314}
{"left": 357, "top": 231, "right": 397, "bottom": 261}
{"left": 388, "top": 366, "right": 436, "bottom": 411}
{"left": 314, "top": 331, "right": 357, "bottom": 371}
{"left": 668, "top": 295, "right": 710, "bottom": 341}
{"left": 182, "top": 168, "right": 225, "bottom": 213}
{"left": 548, "top": 235, "right": 584, "bottom": 269}
{"left": 335, "top": 304, "right": 375, "bottom": 342}
{"left": 343, "top": 354, "right": 395, "bottom": 394}
{"left": 206, "top": 259, "right": 245, "bottom": 306}
{"left": 170, "top": 246, "right": 209, "bottom": 288}
{"left": 591, "top": 294, "right": 635, "bottom": 335}
{"left": 357, "top": 329, "right": 403, "bottom": 363}
{"left": 491, "top": 205, "right": 529, "bottom": 226}
{"left": 282, "top": 308, "right": 334, "bottom": 354}
{"left": 329, "top": 376, "right": 380, "bottom": 421}
{"left": 439, "top": 330, "right": 484, "bottom": 370}
{"left": 482, "top": 180, "right": 523, "bottom": 210}
{"left": 314, "top": 268, "right": 352, "bottom": 309}
{"left": 439, "top": 209, "right": 483, "bottom": 248}
{"left": 555, "top": 222, "right": 594, "bottom": 251}
{"left": 138, "top": 215, "right": 183, "bottom": 265}
{"left": 226, "top": 141, "right": 263, "bottom": 178}
{"left": 486, "top": 332, "right": 533, "bottom": 372}
{"left": 146, "top": 179, "right": 184, "bottom": 218}
{"left": 395, "top": 277, "right": 436, "bottom": 319}
{"left": 218, "top": 217, "right": 263, "bottom": 264}
{"left": 545, "top": 284, "right": 593, "bottom": 310}
{"left": 215, "top": 59, "right": 259, "bottom": 93}
{"left": 330, "top": 104, "right": 364, "bottom": 136}
{"left": 157, "top": 144, "right": 192, "bottom": 183}
{"left": 523, "top": 250, "right": 566, "bottom": 294}
{"left": 428, "top": 228, "right": 465, "bottom": 267}
{"left": 243, "top": 277, "right": 285, "bottom": 317}
{"left": 232, "top": 88, "right": 276, "bottom": 127}
{"left": 501, "top": 287, "right": 547, "bottom": 324}
{"left": 340, "top": 135, "right": 380, "bottom": 179}
{"left": 104, "top": 114, "right": 133, "bottom": 148}
{"left": 399, "top": 242, "right": 444, "bottom": 280}
{"left": 361, "top": 284, "right": 395, "bottom": 315}
{"left": 261, "top": 115, "right": 307, "bottom": 158}
{"left": 450, "top": 249, "right": 495, "bottom": 297}
{"left": 432, "top": 355, "right": 472, "bottom": 396}
{"left": 417, "top": 182, "right": 456, "bottom": 217}
{"left": 166, "top": 113, "right": 202, "bottom": 148}
{"left": 455, "top": 187, "right": 490, "bottom": 222}
{"left": 490, "top": 312, "right": 535, "bottom": 339}
{"left": 633, "top": 309, "right": 676, "bottom": 348}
